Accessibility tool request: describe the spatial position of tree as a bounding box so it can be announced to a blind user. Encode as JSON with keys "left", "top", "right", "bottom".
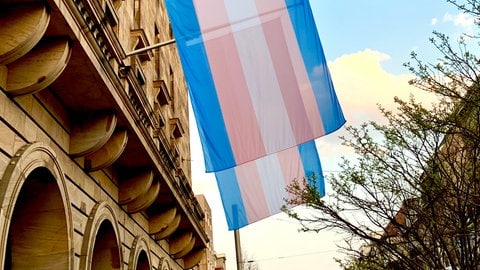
{"left": 283, "top": 1, "right": 480, "bottom": 269}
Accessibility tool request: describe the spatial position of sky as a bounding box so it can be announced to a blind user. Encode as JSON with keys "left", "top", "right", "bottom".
{"left": 190, "top": 1, "right": 475, "bottom": 269}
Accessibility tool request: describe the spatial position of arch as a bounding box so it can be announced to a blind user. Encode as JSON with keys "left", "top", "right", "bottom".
{"left": 157, "top": 257, "right": 171, "bottom": 270}
{"left": 128, "top": 236, "right": 151, "bottom": 270}
{"left": 80, "top": 201, "right": 122, "bottom": 270}
{"left": 136, "top": 250, "right": 149, "bottom": 270}
{"left": 0, "top": 142, "right": 73, "bottom": 269}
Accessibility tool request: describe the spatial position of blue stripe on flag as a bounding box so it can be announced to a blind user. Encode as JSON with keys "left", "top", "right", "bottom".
{"left": 165, "top": 0, "right": 236, "bottom": 172}
{"left": 298, "top": 141, "right": 325, "bottom": 196}
{"left": 286, "top": 0, "right": 346, "bottom": 134}
{"left": 215, "top": 169, "right": 248, "bottom": 230}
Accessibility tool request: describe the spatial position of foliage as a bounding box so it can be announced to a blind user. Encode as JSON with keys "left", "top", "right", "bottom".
{"left": 283, "top": 1, "right": 480, "bottom": 269}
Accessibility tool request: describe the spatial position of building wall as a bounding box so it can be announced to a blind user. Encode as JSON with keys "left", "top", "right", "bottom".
{"left": 0, "top": 0, "right": 211, "bottom": 269}
{"left": 215, "top": 254, "right": 227, "bottom": 270}
{"left": 195, "top": 195, "right": 217, "bottom": 270}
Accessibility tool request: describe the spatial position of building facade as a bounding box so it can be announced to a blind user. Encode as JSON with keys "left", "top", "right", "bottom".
{"left": 193, "top": 195, "right": 227, "bottom": 270}
{"left": 195, "top": 195, "right": 215, "bottom": 270}
{"left": 0, "top": 0, "right": 212, "bottom": 269}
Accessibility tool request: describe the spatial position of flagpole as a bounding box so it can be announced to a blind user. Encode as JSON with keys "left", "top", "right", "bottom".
{"left": 232, "top": 204, "right": 243, "bottom": 270}
{"left": 124, "top": 39, "right": 176, "bottom": 58}
{"left": 234, "top": 229, "right": 243, "bottom": 270}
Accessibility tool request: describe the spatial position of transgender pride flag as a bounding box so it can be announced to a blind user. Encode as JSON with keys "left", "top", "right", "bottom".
{"left": 165, "top": 0, "right": 345, "bottom": 172}
{"left": 215, "top": 141, "right": 323, "bottom": 230}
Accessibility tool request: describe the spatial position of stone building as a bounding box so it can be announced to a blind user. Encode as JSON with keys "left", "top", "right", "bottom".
{"left": 214, "top": 254, "right": 227, "bottom": 270}
{"left": 0, "top": 0, "right": 213, "bottom": 269}
{"left": 194, "top": 195, "right": 215, "bottom": 270}
{"left": 193, "top": 195, "right": 227, "bottom": 270}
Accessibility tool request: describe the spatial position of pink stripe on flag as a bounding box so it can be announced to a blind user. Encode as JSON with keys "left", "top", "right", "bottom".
{"left": 193, "top": 0, "right": 267, "bottom": 164}
{"left": 262, "top": 18, "right": 314, "bottom": 143}
{"left": 223, "top": 0, "right": 297, "bottom": 154}
{"left": 254, "top": 0, "right": 325, "bottom": 140}
{"left": 277, "top": 146, "right": 305, "bottom": 201}
{"left": 235, "top": 161, "right": 270, "bottom": 223}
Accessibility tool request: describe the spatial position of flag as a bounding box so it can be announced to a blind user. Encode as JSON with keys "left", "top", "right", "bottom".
{"left": 165, "top": 0, "right": 345, "bottom": 172}
{"left": 215, "top": 141, "right": 324, "bottom": 230}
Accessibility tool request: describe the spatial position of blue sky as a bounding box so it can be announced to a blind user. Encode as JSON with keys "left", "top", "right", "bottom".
{"left": 312, "top": 1, "right": 463, "bottom": 72}
{"left": 190, "top": 1, "right": 475, "bottom": 270}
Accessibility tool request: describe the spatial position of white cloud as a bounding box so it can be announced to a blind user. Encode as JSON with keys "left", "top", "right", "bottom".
{"left": 315, "top": 49, "right": 439, "bottom": 172}
{"left": 327, "top": 49, "right": 431, "bottom": 126}
{"left": 431, "top": 17, "right": 438, "bottom": 26}
{"left": 443, "top": 12, "right": 454, "bottom": 22}
{"left": 443, "top": 12, "right": 475, "bottom": 27}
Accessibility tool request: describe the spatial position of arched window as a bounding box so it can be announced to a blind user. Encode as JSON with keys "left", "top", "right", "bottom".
{"left": 7, "top": 168, "right": 69, "bottom": 269}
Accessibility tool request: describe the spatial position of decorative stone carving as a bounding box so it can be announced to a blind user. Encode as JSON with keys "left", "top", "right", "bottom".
{"left": 173, "top": 235, "right": 195, "bottom": 258}
{"left": 84, "top": 129, "right": 128, "bottom": 171}
{"left": 69, "top": 111, "right": 117, "bottom": 157}
{"left": 149, "top": 207, "right": 177, "bottom": 235}
{"left": 169, "top": 231, "right": 193, "bottom": 255}
{"left": 183, "top": 249, "right": 204, "bottom": 269}
{"left": 6, "top": 37, "right": 71, "bottom": 95}
{"left": 154, "top": 213, "right": 181, "bottom": 240}
{"left": 0, "top": 3, "right": 50, "bottom": 65}
{"left": 119, "top": 170, "right": 154, "bottom": 205}
{"left": 125, "top": 179, "right": 160, "bottom": 213}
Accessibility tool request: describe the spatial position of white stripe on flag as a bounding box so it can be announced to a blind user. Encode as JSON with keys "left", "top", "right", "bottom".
{"left": 224, "top": 0, "right": 297, "bottom": 154}
{"left": 255, "top": 154, "right": 288, "bottom": 214}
